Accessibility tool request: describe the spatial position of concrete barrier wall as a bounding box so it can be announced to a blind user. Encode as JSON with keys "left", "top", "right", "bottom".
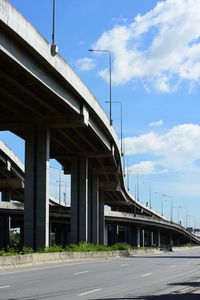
{"left": 1, "top": 246, "right": 199, "bottom": 271}
{"left": 172, "top": 245, "right": 200, "bottom": 252}
{"left": 0, "top": 251, "right": 129, "bottom": 271}
{"left": 129, "top": 248, "right": 161, "bottom": 256}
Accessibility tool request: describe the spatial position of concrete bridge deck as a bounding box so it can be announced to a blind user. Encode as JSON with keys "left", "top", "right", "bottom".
{"left": 0, "top": 0, "right": 199, "bottom": 249}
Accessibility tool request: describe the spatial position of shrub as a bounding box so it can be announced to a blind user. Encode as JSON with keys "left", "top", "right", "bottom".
{"left": 22, "top": 246, "right": 34, "bottom": 254}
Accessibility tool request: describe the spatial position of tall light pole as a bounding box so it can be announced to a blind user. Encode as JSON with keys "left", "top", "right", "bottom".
{"left": 52, "top": 0, "right": 55, "bottom": 45}
{"left": 127, "top": 157, "right": 130, "bottom": 191}
{"left": 105, "top": 100, "right": 123, "bottom": 156}
{"left": 155, "top": 192, "right": 166, "bottom": 216}
{"left": 50, "top": 165, "right": 64, "bottom": 204}
{"left": 170, "top": 197, "right": 174, "bottom": 222}
{"left": 142, "top": 181, "right": 152, "bottom": 209}
{"left": 128, "top": 169, "right": 140, "bottom": 201}
{"left": 56, "top": 169, "right": 62, "bottom": 205}
{"left": 177, "top": 205, "right": 182, "bottom": 225}
{"left": 51, "top": 0, "right": 58, "bottom": 56}
{"left": 88, "top": 49, "right": 112, "bottom": 125}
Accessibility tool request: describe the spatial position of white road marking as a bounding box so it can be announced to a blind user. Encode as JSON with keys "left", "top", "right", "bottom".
{"left": 170, "top": 265, "right": 177, "bottom": 268}
{"left": 0, "top": 285, "right": 10, "bottom": 289}
{"left": 120, "top": 264, "right": 129, "bottom": 267}
{"left": 142, "top": 273, "right": 152, "bottom": 277}
{"left": 79, "top": 288, "right": 102, "bottom": 296}
{"left": 73, "top": 271, "right": 89, "bottom": 275}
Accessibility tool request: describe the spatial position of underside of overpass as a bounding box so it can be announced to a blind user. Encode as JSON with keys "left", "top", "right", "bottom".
{"left": 0, "top": 0, "right": 199, "bottom": 250}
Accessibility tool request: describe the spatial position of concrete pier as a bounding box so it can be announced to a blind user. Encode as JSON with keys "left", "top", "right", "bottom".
{"left": 71, "top": 157, "right": 89, "bottom": 243}
{"left": 24, "top": 127, "right": 50, "bottom": 249}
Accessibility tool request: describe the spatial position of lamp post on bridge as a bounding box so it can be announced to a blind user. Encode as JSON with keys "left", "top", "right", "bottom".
{"left": 88, "top": 48, "right": 112, "bottom": 126}
{"left": 163, "top": 195, "right": 174, "bottom": 222}
{"left": 142, "top": 181, "right": 152, "bottom": 209}
{"left": 155, "top": 192, "right": 166, "bottom": 216}
{"left": 50, "top": 165, "right": 65, "bottom": 205}
{"left": 51, "top": 0, "right": 58, "bottom": 56}
{"left": 177, "top": 205, "right": 182, "bottom": 225}
{"left": 105, "top": 100, "right": 123, "bottom": 157}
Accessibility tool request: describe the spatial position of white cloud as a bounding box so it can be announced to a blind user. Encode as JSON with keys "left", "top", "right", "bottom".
{"left": 158, "top": 168, "right": 168, "bottom": 174}
{"left": 91, "top": 0, "right": 200, "bottom": 92}
{"left": 76, "top": 57, "right": 96, "bottom": 72}
{"left": 128, "top": 161, "right": 156, "bottom": 175}
{"left": 124, "top": 123, "right": 200, "bottom": 176}
{"left": 149, "top": 119, "right": 163, "bottom": 127}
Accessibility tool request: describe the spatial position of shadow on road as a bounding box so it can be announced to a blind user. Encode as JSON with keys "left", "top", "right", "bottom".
{"left": 94, "top": 295, "right": 199, "bottom": 299}
{"left": 169, "top": 280, "right": 200, "bottom": 287}
{"left": 94, "top": 280, "right": 200, "bottom": 300}
{"left": 129, "top": 256, "right": 200, "bottom": 259}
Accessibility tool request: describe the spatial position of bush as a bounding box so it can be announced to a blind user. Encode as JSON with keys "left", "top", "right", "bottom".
{"left": 65, "top": 242, "right": 131, "bottom": 252}
{"left": 0, "top": 242, "right": 132, "bottom": 256}
{"left": 110, "top": 243, "right": 131, "bottom": 251}
{"left": 9, "top": 232, "right": 20, "bottom": 250}
{"left": 44, "top": 244, "right": 63, "bottom": 253}
{"left": 22, "top": 246, "right": 34, "bottom": 254}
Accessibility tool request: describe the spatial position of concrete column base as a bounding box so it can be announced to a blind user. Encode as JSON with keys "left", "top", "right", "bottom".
{"left": 71, "top": 157, "right": 89, "bottom": 244}
{"left": 0, "top": 216, "right": 10, "bottom": 249}
{"left": 137, "top": 226, "right": 141, "bottom": 248}
{"left": 24, "top": 127, "right": 50, "bottom": 250}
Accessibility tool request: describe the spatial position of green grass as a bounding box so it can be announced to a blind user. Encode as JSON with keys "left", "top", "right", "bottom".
{"left": 0, "top": 242, "right": 131, "bottom": 256}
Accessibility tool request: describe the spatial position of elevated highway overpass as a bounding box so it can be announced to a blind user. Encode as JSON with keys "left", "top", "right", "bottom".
{"left": 0, "top": 0, "right": 199, "bottom": 249}
{"left": 0, "top": 137, "right": 199, "bottom": 249}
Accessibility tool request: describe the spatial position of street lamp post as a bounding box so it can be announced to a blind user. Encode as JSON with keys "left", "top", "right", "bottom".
{"left": 127, "top": 169, "right": 140, "bottom": 201}
{"left": 170, "top": 197, "right": 174, "bottom": 222}
{"left": 52, "top": 0, "right": 55, "bottom": 45}
{"left": 177, "top": 205, "right": 182, "bottom": 225}
{"left": 51, "top": 0, "right": 58, "bottom": 56}
{"left": 105, "top": 100, "right": 123, "bottom": 156}
{"left": 88, "top": 49, "right": 112, "bottom": 125}
{"left": 142, "top": 181, "right": 152, "bottom": 209}
{"left": 127, "top": 157, "right": 130, "bottom": 191}
{"left": 155, "top": 192, "right": 166, "bottom": 216}
{"left": 50, "top": 165, "right": 65, "bottom": 204}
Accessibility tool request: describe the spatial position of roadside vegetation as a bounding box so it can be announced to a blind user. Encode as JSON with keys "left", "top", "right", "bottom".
{"left": 0, "top": 240, "right": 131, "bottom": 256}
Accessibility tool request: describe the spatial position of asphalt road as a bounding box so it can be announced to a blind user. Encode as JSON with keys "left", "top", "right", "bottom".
{"left": 0, "top": 248, "right": 200, "bottom": 300}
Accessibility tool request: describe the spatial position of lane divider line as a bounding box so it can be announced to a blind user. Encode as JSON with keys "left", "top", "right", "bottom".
{"left": 142, "top": 273, "right": 152, "bottom": 277}
{"left": 0, "top": 285, "right": 10, "bottom": 289}
{"left": 79, "top": 288, "right": 102, "bottom": 296}
{"left": 73, "top": 271, "right": 89, "bottom": 275}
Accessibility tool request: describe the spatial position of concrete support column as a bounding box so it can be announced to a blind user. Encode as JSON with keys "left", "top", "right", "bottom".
{"left": 142, "top": 229, "right": 145, "bottom": 247}
{"left": 24, "top": 127, "right": 50, "bottom": 250}
{"left": 126, "top": 226, "right": 132, "bottom": 245}
{"left": 99, "top": 191, "right": 105, "bottom": 245}
{"left": 0, "top": 216, "right": 10, "bottom": 249}
{"left": 55, "top": 224, "right": 64, "bottom": 246}
{"left": 137, "top": 226, "right": 140, "bottom": 248}
{"left": 151, "top": 232, "right": 154, "bottom": 247}
{"left": 1, "top": 190, "right": 11, "bottom": 202}
{"left": 157, "top": 229, "right": 161, "bottom": 248}
{"left": 169, "top": 233, "right": 173, "bottom": 247}
{"left": 104, "top": 223, "right": 108, "bottom": 246}
{"left": 20, "top": 223, "right": 24, "bottom": 250}
{"left": 71, "top": 157, "right": 88, "bottom": 244}
{"left": 88, "top": 173, "right": 100, "bottom": 244}
{"left": 49, "top": 222, "right": 52, "bottom": 247}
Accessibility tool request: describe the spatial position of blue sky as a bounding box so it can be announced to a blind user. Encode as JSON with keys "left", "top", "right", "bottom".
{"left": 2, "top": 0, "right": 200, "bottom": 228}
